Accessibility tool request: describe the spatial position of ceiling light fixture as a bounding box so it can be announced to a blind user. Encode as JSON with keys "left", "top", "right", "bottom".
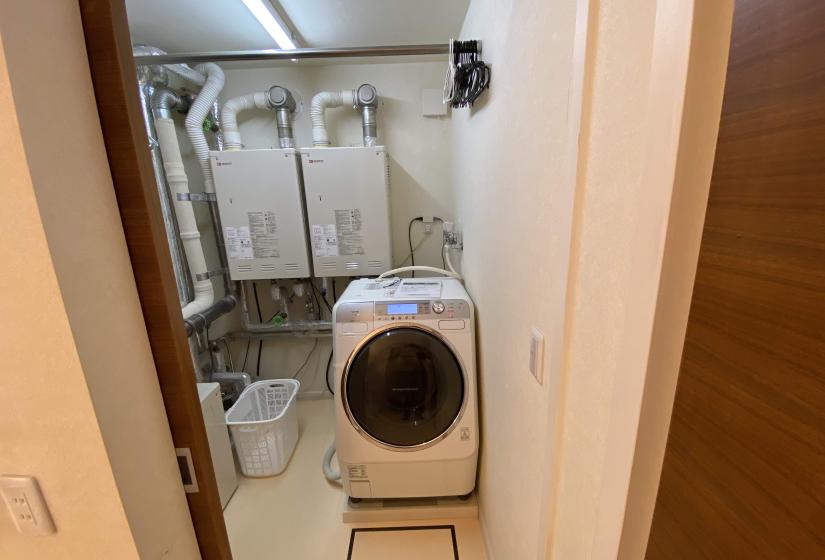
{"left": 241, "top": 0, "right": 296, "bottom": 50}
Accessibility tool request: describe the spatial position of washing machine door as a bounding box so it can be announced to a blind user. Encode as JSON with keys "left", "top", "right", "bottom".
{"left": 343, "top": 325, "right": 466, "bottom": 449}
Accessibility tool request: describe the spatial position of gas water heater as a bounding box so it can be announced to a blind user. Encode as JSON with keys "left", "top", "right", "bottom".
{"left": 210, "top": 148, "right": 312, "bottom": 280}
{"left": 300, "top": 147, "right": 392, "bottom": 278}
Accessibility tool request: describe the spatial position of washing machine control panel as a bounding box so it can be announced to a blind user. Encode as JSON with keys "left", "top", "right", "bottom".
{"left": 374, "top": 299, "right": 471, "bottom": 322}
{"left": 336, "top": 300, "right": 471, "bottom": 324}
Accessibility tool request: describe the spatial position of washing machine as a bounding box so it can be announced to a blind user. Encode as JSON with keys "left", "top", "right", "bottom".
{"left": 332, "top": 277, "right": 478, "bottom": 499}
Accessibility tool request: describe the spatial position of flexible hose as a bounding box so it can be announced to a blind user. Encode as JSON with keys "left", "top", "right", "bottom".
{"left": 185, "top": 63, "right": 224, "bottom": 193}
{"left": 377, "top": 265, "right": 462, "bottom": 280}
{"left": 310, "top": 90, "right": 354, "bottom": 146}
{"left": 221, "top": 92, "right": 270, "bottom": 151}
{"left": 444, "top": 244, "right": 461, "bottom": 277}
{"left": 323, "top": 441, "right": 341, "bottom": 482}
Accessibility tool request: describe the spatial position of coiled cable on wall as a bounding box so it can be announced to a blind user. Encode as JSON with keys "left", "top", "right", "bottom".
{"left": 443, "top": 39, "right": 490, "bottom": 109}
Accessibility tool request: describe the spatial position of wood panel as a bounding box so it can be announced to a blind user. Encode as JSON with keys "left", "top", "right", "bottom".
{"left": 647, "top": 0, "right": 825, "bottom": 557}
{"left": 77, "top": 1, "right": 232, "bottom": 558}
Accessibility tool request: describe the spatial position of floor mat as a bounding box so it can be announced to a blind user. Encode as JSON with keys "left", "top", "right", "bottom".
{"left": 347, "top": 525, "right": 459, "bottom": 559}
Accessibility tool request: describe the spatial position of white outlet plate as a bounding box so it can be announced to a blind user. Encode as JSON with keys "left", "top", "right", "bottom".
{"left": 1, "top": 475, "right": 56, "bottom": 536}
{"left": 529, "top": 327, "right": 545, "bottom": 385}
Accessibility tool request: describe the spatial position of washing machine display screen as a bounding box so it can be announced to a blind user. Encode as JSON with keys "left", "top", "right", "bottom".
{"left": 345, "top": 327, "right": 465, "bottom": 447}
{"left": 387, "top": 303, "right": 418, "bottom": 315}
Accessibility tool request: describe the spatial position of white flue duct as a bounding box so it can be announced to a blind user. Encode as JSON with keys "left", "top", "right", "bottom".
{"left": 310, "top": 90, "right": 355, "bottom": 147}
{"left": 221, "top": 92, "right": 271, "bottom": 151}
{"left": 155, "top": 118, "right": 214, "bottom": 318}
{"left": 185, "top": 63, "right": 225, "bottom": 194}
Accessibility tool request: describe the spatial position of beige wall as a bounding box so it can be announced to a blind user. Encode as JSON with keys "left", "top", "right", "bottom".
{"left": 550, "top": 0, "right": 732, "bottom": 558}
{"left": 0, "top": 40, "right": 141, "bottom": 560}
{"left": 618, "top": 2, "right": 733, "bottom": 557}
{"left": 452, "top": 0, "right": 732, "bottom": 557}
{"left": 0, "top": 3, "right": 199, "bottom": 559}
{"left": 451, "top": 0, "right": 581, "bottom": 557}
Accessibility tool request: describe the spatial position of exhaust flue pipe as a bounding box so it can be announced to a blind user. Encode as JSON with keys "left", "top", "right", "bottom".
{"left": 310, "top": 83, "right": 379, "bottom": 147}
{"left": 221, "top": 85, "right": 297, "bottom": 150}
{"left": 355, "top": 84, "right": 378, "bottom": 147}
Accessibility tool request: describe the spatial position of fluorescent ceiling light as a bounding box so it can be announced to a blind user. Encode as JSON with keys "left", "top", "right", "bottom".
{"left": 241, "top": 0, "right": 296, "bottom": 50}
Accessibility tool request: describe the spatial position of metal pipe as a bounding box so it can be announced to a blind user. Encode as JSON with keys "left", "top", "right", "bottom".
{"left": 184, "top": 293, "right": 238, "bottom": 336}
{"left": 205, "top": 99, "right": 232, "bottom": 293}
{"left": 239, "top": 281, "right": 331, "bottom": 334}
{"left": 267, "top": 86, "right": 297, "bottom": 148}
{"left": 228, "top": 328, "right": 332, "bottom": 340}
{"left": 150, "top": 87, "right": 189, "bottom": 120}
{"left": 137, "top": 79, "right": 194, "bottom": 305}
{"left": 134, "top": 44, "right": 449, "bottom": 66}
{"left": 355, "top": 84, "right": 379, "bottom": 147}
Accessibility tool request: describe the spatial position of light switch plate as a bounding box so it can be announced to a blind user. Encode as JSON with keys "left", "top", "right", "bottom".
{"left": 1, "top": 475, "right": 56, "bottom": 536}
{"left": 529, "top": 327, "right": 545, "bottom": 385}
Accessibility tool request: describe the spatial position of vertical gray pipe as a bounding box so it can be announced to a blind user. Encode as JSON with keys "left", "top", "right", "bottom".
{"left": 137, "top": 79, "right": 194, "bottom": 305}
{"left": 207, "top": 99, "right": 232, "bottom": 294}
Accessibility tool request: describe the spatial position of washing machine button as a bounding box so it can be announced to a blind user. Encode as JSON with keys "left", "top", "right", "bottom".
{"left": 438, "top": 320, "right": 465, "bottom": 330}
{"left": 431, "top": 301, "right": 446, "bottom": 314}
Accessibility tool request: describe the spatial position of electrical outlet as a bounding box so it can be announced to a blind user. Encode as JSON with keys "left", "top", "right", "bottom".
{"left": 529, "top": 328, "right": 545, "bottom": 385}
{"left": 1, "top": 475, "right": 56, "bottom": 536}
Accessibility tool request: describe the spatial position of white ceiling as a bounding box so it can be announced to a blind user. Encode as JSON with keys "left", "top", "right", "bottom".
{"left": 125, "top": 0, "right": 470, "bottom": 53}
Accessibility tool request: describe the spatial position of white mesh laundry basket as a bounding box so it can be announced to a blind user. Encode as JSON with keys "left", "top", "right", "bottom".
{"left": 225, "top": 379, "right": 300, "bottom": 477}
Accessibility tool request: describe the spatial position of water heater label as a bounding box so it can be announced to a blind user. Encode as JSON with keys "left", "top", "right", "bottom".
{"left": 247, "top": 211, "right": 280, "bottom": 258}
{"left": 334, "top": 209, "right": 365, "bottom": 256}
{"left": 311, "top": 224, "right": 339, "bottom": 257}
{"left": 224, "top": 226, "right": 253, "bottom": 260}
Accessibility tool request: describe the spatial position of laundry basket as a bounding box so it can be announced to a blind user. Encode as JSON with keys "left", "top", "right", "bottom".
{"left": 225, "top": 379, "right": 300, "bottom": 477}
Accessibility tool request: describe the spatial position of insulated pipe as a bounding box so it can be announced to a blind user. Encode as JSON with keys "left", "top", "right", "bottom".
{"left": 136, "top": 79, "right": 193, "bottom": 306}
{"left": 184, "top": 294, "right": 238, "bottom": 336}
{"left": 133, "top": 45, "right": 206, "bottom": 86}
{"left": 310, "top": 90, "right": 355, "bottom": 146}
{"left": 155, "top": 117, "right": 215, "bottom": 318}
{"left": 185, "top": 63, "right": 225, "bottom": 193}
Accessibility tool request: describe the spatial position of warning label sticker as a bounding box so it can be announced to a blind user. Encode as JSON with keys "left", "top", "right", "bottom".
{"left": 334, "top": 209, "right": 365, "bottom": 256}
{"left": 225, "top": 226, "right": 253, "bottom": 260}
{"left": 311, "top": 224, "right": 339, "bottom": 257}
{"left": 247, "top": 211, "right": 279, "bottom": 259}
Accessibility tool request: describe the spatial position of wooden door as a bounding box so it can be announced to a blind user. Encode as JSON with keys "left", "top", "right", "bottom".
{"left": 77, "top": 1, "right": 232, "bottom": 558}
{"left": 646, "top": 0, "right": 825, "bottom": 557}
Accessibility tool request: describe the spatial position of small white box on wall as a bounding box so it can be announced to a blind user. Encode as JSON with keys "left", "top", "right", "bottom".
{"left": 422, "top": 88, "right": 449, "bottom": 117}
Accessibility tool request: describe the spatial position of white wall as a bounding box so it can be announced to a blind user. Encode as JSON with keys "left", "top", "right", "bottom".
{"left": 550, "top": 0, "right": 732, "bottom": 557}
{"left": 172, "top": 61, "right": 453, "bottom": 393}
{"left": 0, "top": 2, "right": 198, "bottom": 558}
{"left": 452, "top": 0, "right": 731, "bottom": 558}
{"left": 451, "top": 0, "right": 581, "bottom": 557}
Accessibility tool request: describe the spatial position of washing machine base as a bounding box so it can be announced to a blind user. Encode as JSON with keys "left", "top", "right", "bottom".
{"left": 341, "top": 453, "right": 478, "bottom": 499}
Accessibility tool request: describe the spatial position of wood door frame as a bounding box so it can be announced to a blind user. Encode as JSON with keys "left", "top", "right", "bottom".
{"left": 77, "top": 1, "right": 231, "bottom": 558}
{"left": 613, "top": 2, "right": 735, "bottom": 558}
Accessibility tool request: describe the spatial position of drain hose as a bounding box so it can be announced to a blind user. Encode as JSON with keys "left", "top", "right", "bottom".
{"left": 323, "top": 441, "right": 341, "bottom": 482}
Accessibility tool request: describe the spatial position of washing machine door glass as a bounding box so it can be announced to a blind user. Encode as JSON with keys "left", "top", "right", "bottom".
{"left": 345, "top": 326, "right": 465, "bottom": 448}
